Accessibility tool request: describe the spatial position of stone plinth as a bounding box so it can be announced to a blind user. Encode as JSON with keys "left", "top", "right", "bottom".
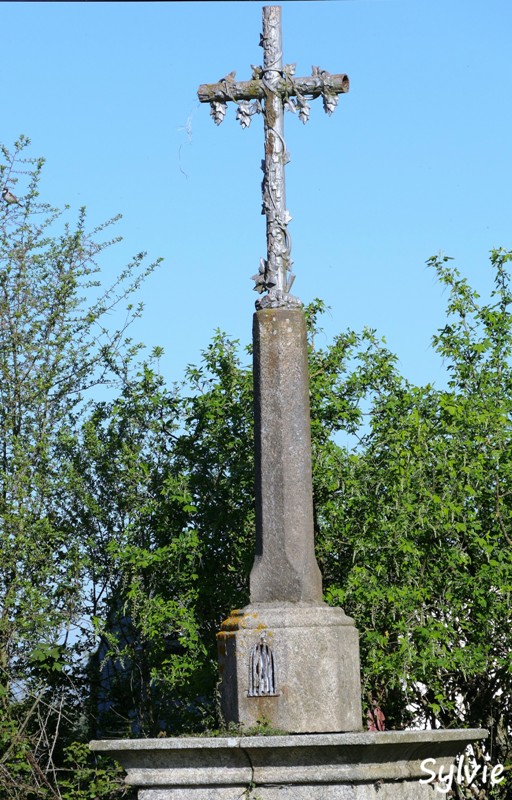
{"left": 90, "top": 728, "right": 488, "bottom": 799}
{"left": 217, "top": 602, "right": 362, "bottom": 733}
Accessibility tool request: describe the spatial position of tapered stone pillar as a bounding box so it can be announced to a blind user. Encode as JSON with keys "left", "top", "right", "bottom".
{"left": 217, "top": 308, "right": 363, "bottom": 733}
{"left": 250, "top": 308, "right": 322, "bottom": 602}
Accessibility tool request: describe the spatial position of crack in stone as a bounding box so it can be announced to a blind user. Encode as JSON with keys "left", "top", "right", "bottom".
{"left": 239, "top": 742, "right": 257, "bottom": 799}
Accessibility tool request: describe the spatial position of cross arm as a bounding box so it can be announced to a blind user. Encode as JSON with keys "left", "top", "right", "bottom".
{"left": 197, "top": 71, "right": 349, "bottom": 104}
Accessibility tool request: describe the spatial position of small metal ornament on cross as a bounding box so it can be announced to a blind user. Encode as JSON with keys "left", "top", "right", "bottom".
{"left": 197, "top": 5, "right": 349, "bottom": 309}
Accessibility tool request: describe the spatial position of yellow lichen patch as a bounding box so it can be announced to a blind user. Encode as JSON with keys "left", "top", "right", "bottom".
{"left": 221, "top": 611, "right": 249, "bottom": 631}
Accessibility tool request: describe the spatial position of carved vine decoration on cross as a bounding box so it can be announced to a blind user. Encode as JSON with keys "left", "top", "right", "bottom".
{"left": 197, "top": 6, "right": 349, "bottom": 309}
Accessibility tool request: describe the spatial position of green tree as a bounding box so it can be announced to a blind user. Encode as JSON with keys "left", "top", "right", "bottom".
{"left": 76, "top": 253, "right": 512, "bottom": 799}
{"left": 0, "top": 137, "right": 159, "bottom": 797}
{"left": 315, "top": 252, "right": 512, "bottom": 798}
{"left": 3, "top": 138, "right": 511, "bottom": 800}
{"left": 67, "top": 332, "right": 254, "bottom": 737}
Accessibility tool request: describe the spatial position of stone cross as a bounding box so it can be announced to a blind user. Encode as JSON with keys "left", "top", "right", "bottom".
{"left": 89, "top": 15, "right": 489, "bottom": 793}
{"left": 198, "top": 5, "right": 349, "bottom": 309}
{"left": 198, "top": 5, "right": 361, "bottom": 733}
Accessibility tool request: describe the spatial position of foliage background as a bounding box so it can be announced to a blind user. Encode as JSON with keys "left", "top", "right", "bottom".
{"left": 0, "top": 142, "right": 511, "bottom": 800}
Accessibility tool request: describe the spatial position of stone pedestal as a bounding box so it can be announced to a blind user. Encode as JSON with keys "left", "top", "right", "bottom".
{"left": 218, "top": 603, "right": 362, "bottom": 733}
{"left": 90, "top": 728, "right": 489, "bottom": 799}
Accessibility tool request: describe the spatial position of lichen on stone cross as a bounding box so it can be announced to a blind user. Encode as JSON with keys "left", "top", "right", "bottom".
{"left": 197, "top": 5, "right": 349, "bottom": 310}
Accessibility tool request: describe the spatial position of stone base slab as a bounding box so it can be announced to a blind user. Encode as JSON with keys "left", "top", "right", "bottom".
{"left": 217, "top": 602, "right": 362, "bottom": 733}
{"left": 90, "top": 728, "right": 488, "bottom": 800}
{"left": 139, "top": 787, "right": 435, "bottom": 800}
{"left": 139, "top": 788, "right": 432, "bottom": 800}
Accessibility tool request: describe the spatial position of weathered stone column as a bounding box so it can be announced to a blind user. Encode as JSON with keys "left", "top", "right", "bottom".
{"left": 250, "top": 308, "right": 322, "bottom": 602}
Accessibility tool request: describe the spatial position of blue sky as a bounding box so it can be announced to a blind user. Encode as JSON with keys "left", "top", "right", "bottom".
{"left": 2, "top": 0, "right": 511, "bottom": 388}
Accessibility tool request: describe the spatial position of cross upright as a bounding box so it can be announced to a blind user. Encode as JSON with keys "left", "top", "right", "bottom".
{"left": 198, "top": 5, "right": 349, "bottom": 309}
{"left": 199, "top": 5, "right": 361, "bottom": 734}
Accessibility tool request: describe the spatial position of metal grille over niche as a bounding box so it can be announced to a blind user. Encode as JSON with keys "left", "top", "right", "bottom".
{"left": 248, "top": 635, "right": 278, "bottom": 697}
